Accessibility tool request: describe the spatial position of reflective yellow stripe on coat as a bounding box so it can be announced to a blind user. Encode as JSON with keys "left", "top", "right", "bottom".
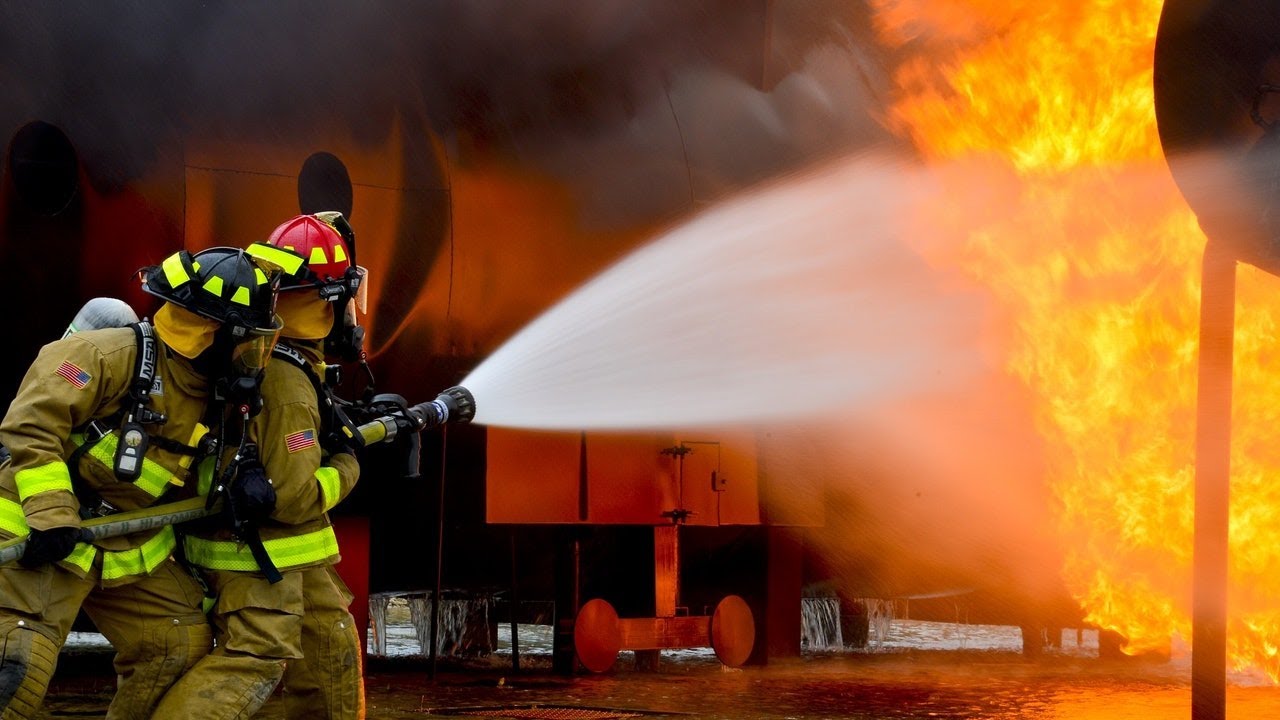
{"left": 183, "top": 526, "right": 339, "bottom": 572}
{"left": 0, "top": 497, "right": 27, "bottom": 536}
{"left": 316, "top": 467, "right": 341, "bottom": 512}
{"left": 73, "top": 433, "right": 176, "bottom": 498}
{"left": 102, "top": 527, "right": 177, "bottom": 582}
{"left": 1, "top": 498, "right": 96, "bottom": 574}
{"left": 14, "top": 462, "right": 73, "bottom": 500}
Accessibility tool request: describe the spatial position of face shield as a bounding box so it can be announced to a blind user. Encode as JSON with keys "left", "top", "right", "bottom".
{"left": 341, "top": 265, "right": 369, "bottom": 323}
{"left": 228, "top": 315, "right": 283, "bottom": 379}
{"left": 351, "top": 265, "right": 368, "bottom": 315}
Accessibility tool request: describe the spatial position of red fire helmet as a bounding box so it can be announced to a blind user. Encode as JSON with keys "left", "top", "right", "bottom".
{"left": 266, "top": 213, "right": 352, "bottom": 286}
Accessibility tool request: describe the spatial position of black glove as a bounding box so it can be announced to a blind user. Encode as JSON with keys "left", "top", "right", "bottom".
{"left": 20, "top": 526, "right": 83, "bottom": 569}
{"left": 227, "top": 459, "right": 276, "bottom": 526}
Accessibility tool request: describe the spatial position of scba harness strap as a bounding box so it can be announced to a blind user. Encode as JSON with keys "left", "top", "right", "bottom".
{"left": 270, "top": 343, "right": 360, "bottom": 450}
{"left": 112, "top": 322, "right": 164, "bottom": 481}
{"left": 69, "top": 322, "right": 208, "bottom": 517}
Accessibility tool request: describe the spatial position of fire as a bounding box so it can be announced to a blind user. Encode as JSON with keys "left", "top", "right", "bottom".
{"left": 873, "top": 0, "right": 1280, "bottom": 678}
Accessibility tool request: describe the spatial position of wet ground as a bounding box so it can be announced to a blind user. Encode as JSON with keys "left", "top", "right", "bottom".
{"left": 37, "top": 620, "right": 1280, "bottom": 718}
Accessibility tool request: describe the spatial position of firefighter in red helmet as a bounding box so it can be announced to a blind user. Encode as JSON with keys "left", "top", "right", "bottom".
{"left": 0, "top": 246, "right": 284, "bottom": 719}
{"left": 155, "top": 212, "right": 366, "bottom": 719}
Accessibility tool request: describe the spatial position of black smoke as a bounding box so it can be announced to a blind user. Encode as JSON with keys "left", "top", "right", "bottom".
{"left": 0, "top": 1, "right": 897, "bottom": 218}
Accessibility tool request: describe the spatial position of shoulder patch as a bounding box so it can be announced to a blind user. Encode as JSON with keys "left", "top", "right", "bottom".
{"left": 55, "top": 361, "right": 92, "bottom": 389}
{"left": 284, "top": 428, "right": 317, "bottom": 453}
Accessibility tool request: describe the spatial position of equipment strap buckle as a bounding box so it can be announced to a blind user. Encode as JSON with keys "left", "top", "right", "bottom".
{"left": 86, "top": 497, "right": 120, "bottom": 519}
{"left": 82, "top": 420, "right": 112, "bottom": 444}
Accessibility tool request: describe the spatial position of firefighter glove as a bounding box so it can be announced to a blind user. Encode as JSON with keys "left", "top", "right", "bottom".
{"left": 228, "top": 459, "right": 276, "bottom": 525}
{"left": 19, "top": 526, "right": 83, "bottom": 568}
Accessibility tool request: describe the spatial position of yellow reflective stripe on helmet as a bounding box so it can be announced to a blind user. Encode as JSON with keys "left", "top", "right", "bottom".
{"left": 184, "top": 525, "right": 339, "bottom": 572}
{"left": 202, "top": 275, "right": 225, "bottom": 297}
{"left": 246, "top": 242, "right": 305, "bottom": 275}
{"left": 84, "top": 434, "right": 173, "bottom": 498}
{"left": 230, "top": 286, "right": 251, "bottom": 306}
{"left": 316, "top": 466, "right": 341, "bottom": 512}
{"left": 254, "top": 268, "right": 268, "bottom": 285}
{"left": 101, "top": 526, "right": 175, "bottom": 581}
{"left": 332, "top": 244, "right": 347, "bottom": 263}
{"left": 309, "top": 247, "right": 328, "bottom": 266}
{"left": 162, "top": 253, "right": 191, "bottom": 288}
{"left": 63, "top": 543, "right": 96, "bottom": 573}
{"left": 15, "top": 462, "right": 73, "bottom": 501}
{"left": 0, "top": 497, "right": 28, "bottom": 536}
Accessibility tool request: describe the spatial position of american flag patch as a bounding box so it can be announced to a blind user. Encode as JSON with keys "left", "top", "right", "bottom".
{"left": 284, "top": 428, "right": 316, "bottom": 453}
{"left": 55, "top": 361, "right": 91, "bottom": 389}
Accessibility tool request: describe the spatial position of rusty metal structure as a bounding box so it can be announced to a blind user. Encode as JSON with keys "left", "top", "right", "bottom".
{"left": 1155, "top": 1, "right": 1280, "bottom": 718}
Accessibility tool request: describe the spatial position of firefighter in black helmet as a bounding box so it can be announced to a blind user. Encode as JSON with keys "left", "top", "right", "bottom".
{"left": 0, "top": 246, "right": 282, "bottom": 719}
{"left": 157, "top": 215, "right": 366, "bottom": 719}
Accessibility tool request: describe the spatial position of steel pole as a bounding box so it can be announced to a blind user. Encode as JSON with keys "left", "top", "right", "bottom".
{"left": 1192, "top": 239, "right": 1236, "bottom": 720}
{"left": 429, "top": 425, "right": 448, "bottom": 681}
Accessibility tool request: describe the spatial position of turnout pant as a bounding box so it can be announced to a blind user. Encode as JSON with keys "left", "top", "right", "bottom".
{"left": 152, "top": 569, "right": 305, "bottom": 720}
{"left": 262, "top": 565, "right": 364, "bottom": 719}
{"left": 0, "top": 558, "right": 211, "bottom": 720}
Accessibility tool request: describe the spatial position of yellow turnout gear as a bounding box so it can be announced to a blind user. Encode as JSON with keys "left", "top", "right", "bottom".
{"left": 175, "top": 338, "right": 363, "bottom": 719}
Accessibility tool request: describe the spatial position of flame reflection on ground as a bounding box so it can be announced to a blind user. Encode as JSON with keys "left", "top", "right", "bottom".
{"left": 47, "top": 621, "right": 1280, "bottom": 718}
{"left": 374, "top": 652, "right": 1280, "bottom": 719}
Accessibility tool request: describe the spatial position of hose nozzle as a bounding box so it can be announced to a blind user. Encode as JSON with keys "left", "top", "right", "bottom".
{"left": 407, "top": 385, "right": 476, "bottom": 430}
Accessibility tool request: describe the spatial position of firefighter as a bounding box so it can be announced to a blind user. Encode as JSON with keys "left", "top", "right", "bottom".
{"left": 155, "top": 212, "right": 366, "bottom": 719}
{"left": 0, "top": 246, "right": 284, "bottom": 719}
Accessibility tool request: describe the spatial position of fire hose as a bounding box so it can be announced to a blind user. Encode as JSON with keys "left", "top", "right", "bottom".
{"left": 0, "top": 385, "right": 476, "bottom": 565}
{"left": 0, "top": 495, "right": 216, "bottom": 566}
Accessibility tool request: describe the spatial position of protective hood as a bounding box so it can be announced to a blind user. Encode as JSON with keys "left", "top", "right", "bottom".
{"left": 154, "top": 303, "right": 219, "bottom": 359}
{"left": 276, "top": 290, "right": 334, "bottom": 341}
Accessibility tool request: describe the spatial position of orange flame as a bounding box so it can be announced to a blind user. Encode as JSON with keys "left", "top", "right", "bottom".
{"left": 874, "top": 0, "right": 1280, "bottom": 678}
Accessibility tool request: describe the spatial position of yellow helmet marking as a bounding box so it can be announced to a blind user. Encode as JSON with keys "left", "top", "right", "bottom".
{"left": 332, "top": 244, "right": 347, "bottom": 264}
{"left": 309, "top": 247, "right": 328, "bottom": 266}
{"left": 230, "top": 286, "right": 251, "bottom": 306}
{"left": 246, "top": 242, "right": 305, "bottom": 275}
{"left": 202, "top": 276, "right": 225, "bottom": 297}
{"left": 161, "top": 254, "right": 190, "bottom": 288}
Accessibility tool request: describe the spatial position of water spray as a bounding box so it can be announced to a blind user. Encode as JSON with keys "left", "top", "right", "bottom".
{"left": 458, "top": 152, "right": 983, "bottom": 431}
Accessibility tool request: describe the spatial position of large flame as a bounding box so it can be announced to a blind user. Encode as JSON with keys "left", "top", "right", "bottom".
{"left": 873, "top": 0, "right": 1280, "bottom": 678}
